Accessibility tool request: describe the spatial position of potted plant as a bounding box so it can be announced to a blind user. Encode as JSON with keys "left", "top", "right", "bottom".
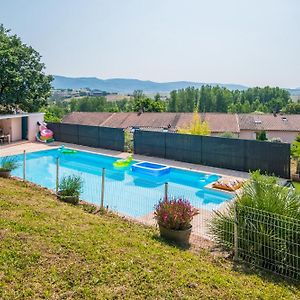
{"left": 154, "top": 197, "right": 199, "bottom": 246}
{"left": 57, "top": 174, "right": 83, "bottom": 205}
{"left": 0, "top": 156, "right": 20, "bottom": 178}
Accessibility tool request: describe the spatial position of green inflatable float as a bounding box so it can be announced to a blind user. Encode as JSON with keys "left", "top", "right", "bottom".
{"left": 113, "top": 155, "right": 133, "bottom": 168}
{"left": 59, "top": 145, "right": 77, "bottom": 154}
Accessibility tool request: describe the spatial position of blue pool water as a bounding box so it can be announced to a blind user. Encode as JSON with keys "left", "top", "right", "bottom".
{"left": 11, "top": 149, "right": 233, "bottom": 218}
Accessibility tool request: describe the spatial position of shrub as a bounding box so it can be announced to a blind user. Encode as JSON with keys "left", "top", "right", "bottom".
{"left": 220, "top": 132, "right": 237, "bottom": 139}
{"left": 0, "top": 156, "right": 20, "bottom": 172}
{"left": 209, "top": 171, "right": 300, "bottom": 278}
{"left": 256, "top": 130, "right": 268, "bottom": 141}
{"left": 58, "top": 175, "right": 83, "bottom": 198}
{"left": 124, "top": 130, "right": 133, "bottom": 153}
{"left": 154, "top": 197, "right": 199, "bottom": 230}
{"left": 291, "top": 134, "right": 300, "bottom": 175}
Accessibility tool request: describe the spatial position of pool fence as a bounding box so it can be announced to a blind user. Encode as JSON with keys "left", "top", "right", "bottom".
{"left": 134, "top": 130, "right": 291, "bottom": 178}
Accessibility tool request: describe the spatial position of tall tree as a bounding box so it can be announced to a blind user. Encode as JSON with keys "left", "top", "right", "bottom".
{"left": 0, "top": 24, "right": 53, "bottom": 113}
{"left": 177, "top": 112, "right": 211, "bottom": 136}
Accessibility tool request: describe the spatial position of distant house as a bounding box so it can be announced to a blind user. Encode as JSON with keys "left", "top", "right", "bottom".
{"left": 238, "top": 114, "right": 300, "bottom": 143}
{"left": 62, "top": 112, "right": 300, "bottom": 143}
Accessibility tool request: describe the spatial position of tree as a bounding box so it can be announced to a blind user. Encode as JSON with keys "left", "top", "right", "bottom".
{"left": 154, "top": 93, "right": 161, "bottom": 101}
{"left": 283, "top": 101, "right": 300, "bottom": 114}
{"left": 0, "top": 24, "right": 53, "bottom": 113}
{"left": 131, "top": 90, "right": 166, "bottom": 112}
{"left": 256, "top": 130, "right": 268, "bottom": 141}
{"left": 177, "top": 112, "right": 211, "bottom": 135}
{"left": 165, "top": 85, "right": 294, "bottom": 114}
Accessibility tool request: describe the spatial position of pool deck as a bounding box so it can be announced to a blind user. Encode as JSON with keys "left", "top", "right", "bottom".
{"left": 1, "top": 141, "right": 245, "bottom": 241}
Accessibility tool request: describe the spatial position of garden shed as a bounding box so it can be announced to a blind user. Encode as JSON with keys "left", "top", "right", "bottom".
{"left": 0, "top": 112, "right": 44, "bottom": 144}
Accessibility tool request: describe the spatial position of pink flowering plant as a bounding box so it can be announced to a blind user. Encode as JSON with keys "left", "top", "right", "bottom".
{"left": 154, "top": 197, "right": 199, "bottom": 230}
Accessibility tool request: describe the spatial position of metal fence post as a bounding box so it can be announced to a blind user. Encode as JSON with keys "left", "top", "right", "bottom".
{"left": 234, "top": 203, "right": 239, "bottom": 261}
{"left": 101, "top": 168, "right": 105, "bottom": 208}
{"left": 56, "top": 157, "right": 60, "bottom": 194}
{"left": 23, "top": 150, "right": 26, "bottom": 181}
{"left": 164, "top": 182, "right": 168, "bottom": 200}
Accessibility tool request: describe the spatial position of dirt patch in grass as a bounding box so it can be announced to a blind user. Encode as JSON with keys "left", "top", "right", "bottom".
{"left": 0, "top": 178, "right": 299, "bottom": 299}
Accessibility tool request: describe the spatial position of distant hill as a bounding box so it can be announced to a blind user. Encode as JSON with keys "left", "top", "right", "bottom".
{"left": 52, "top": 75, "right": 248, "bottom": 93}
{"left": 287, "top": 88, "right": 300, "bottom": 97}
{"left": 52, "top": 75, "right": 300, "bottom": 96}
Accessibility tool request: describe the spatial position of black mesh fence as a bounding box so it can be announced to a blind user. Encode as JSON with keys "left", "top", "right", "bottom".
{"left": 47, "top": 122, "right": 124, "bottom": 151}
{"left": 134, "top": 130, "right": 291, "bottom": 178}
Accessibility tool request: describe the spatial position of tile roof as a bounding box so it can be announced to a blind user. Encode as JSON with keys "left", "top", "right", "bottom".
{"left": 238, "top": 114, "right": 300, "bottom": 131}
{"left": 62, "top": 112, "right": 300, "bottom": 133}
{"left": 62, "top": 112, "right": 114, "bottom": 126}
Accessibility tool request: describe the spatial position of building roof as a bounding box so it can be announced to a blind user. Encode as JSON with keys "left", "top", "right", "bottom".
{"left": 62, "top": 112, "right": 114, "bottom": 126}
{"left": 0, "top": 112, "right": 44, "bottom": 120}
{"left": 62, "top": 112, "right": 300, "bottom": 133}
{"left": 238, "top": 114, "right": 300, "bottom": 131}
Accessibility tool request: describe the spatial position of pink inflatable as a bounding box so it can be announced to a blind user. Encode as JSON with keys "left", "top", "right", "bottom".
{"left": 36, "top": 122, "right": 54, "bottom": 143}
{"left": 41, "top": 129, "right": 53, "bottom": 138}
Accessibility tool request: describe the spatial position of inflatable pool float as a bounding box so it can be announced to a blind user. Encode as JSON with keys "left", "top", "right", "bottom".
{"left": 131, "top": 161, "right": 170, "bottom": 177}
{"left": 113, "top": 155, "right": 133, "bottom": 167}
{"left": 36, "top": 121, "right": 54, "bottom": 143}
{"left": 36, "top": 132, "right": 54, "bottom": 143}
{"left": 59, "top": 145, "right": 77, "bottom": 154}
{"left": 212, "top": 178, "right": 244, "bottom": 191}
{"left": 60, "top": 149, "right": 77, "bottom": 154}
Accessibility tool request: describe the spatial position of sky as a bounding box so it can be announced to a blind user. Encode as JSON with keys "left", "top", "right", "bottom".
{"left": 0, "top": 0, "right": 299, "bottom": 88}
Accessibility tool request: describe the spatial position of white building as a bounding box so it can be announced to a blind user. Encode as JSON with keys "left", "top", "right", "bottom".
{"left": 0, "top": 113, "right": 44, "bottom": 144}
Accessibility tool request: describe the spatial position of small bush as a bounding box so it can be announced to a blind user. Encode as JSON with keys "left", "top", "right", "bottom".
{"left": 124, "top": 130, "right": 133, "bottom": 153}
{"left": 220, "top": 132, "right": 237, "bottom": 139}
{"left": 154, "top": 197, "right": 198, "bottom": 230}
{"left": 58, "top": 174, "right": 83, "bottom": 198}
{"left": 291, "top": 134, "right": 300, "bottom": 175}
{"left": 256, "top": 130, "right": 268, "bottom": 141}
{"left": 0, "top": 156, "right": 20, "bottom": 172}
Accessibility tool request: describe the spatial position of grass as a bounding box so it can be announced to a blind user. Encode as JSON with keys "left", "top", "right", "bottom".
{"left": 0, "top": 179, "right": 299, "bottom": 299}
{"left": 294, "top": 181, "right": 300, "bottom": 193}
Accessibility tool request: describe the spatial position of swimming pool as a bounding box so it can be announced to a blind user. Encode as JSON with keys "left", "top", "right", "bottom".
{"left": 11, "top": 149, "right": 233, "bottom": 218}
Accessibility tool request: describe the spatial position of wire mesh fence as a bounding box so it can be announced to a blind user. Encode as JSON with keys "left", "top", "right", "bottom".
{"left": 5, "top": 149, "right": 300, "bottom": 280}
{"left": 209, "top": 203, "right": 300, "bottom": 280}
{"left": 236, "top": 205, "right": 300, "bottom": 280}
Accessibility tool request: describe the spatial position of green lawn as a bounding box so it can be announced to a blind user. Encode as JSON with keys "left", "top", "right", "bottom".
{"left": 0, "top": 178, "right": 299, "bottom": 299}
{"left": 294, "top": 181, "right": 300, "bottom": 194}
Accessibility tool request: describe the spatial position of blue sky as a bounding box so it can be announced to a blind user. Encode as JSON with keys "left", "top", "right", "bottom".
{"left": 1, "top": 0, "right": 299, "bottom": 87}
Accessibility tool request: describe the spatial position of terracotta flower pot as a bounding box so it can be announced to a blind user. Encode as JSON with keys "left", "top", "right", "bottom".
{"left": 158, "top": 224, "right": 192, "bottom": 246}
{"left": 57, "top": 192, "right": 79, "bottom": 205}
{"left": 0, "top": 170, "right": 11, "bottom": 178}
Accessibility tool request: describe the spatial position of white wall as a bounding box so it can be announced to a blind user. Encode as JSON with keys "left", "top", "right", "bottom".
{"left": 11, "top": 118, "right": 22, "bottom": 141}
{"left": 27, "top": 113, "right": 45, "bottom": 142}
{"left": 266, "top": 131, "right": 299, "bottom": 143}
{"left": 239, "top": 130, "right": 256, "bottom": 140}
{"left": 239, "top": 129, "right": 298, "bottom": 143}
